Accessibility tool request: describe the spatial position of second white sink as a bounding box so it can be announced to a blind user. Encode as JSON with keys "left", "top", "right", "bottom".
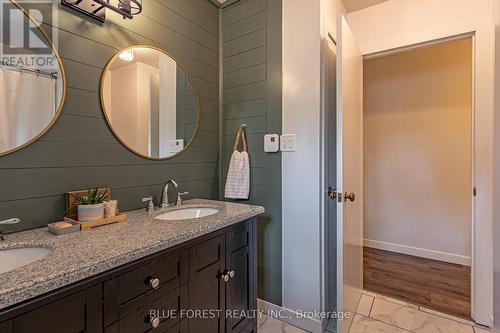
{"left": 156, "top": 207, "right": 219, "bottom": 221}
{"left": 0, "top": 247, "right": 50, "bottom": 275}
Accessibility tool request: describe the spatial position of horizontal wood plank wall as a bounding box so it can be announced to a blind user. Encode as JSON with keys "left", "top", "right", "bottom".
{"left": 0, "top": 0, "right": 220, "bottom": 232}
{"left": 221, "top": 0, "right": 282, "bottom": 305}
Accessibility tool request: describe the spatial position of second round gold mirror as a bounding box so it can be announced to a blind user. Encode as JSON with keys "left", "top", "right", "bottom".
{"left": 100, "top": 46, "right": 200, "bottom": 160}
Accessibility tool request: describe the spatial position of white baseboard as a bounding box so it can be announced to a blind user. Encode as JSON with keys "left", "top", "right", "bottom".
{"left": 364, "top": 239, "right": 471, "bottom": 266}
{"left": 257, "top": 299, "right": 325, "bottom": 333}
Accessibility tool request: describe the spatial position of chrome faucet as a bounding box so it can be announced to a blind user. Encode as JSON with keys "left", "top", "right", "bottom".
{"left": 161, "top": 180, "right": 178, "bottom": 208}
{"left": 0, "top": 218, "right": 21, "bottom": 241}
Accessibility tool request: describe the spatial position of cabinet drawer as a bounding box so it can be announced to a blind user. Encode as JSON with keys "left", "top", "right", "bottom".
{"left": 13, "top": 291, "right": 86, "bottom": 333}
{"left": 118, "top": 251, "right": 187, "bottom": 304}
{"left": 106, "top": 284, "right": 187, "bottom": 333}
{"left": 160, "top": 319, "right": 187, "bottom": 333}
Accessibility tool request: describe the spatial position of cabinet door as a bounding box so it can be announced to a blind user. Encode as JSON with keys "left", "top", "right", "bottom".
{"left": 0, "top": 321, "right": 12, "bottom": 333}
{"left": 188, "top": 235, "right": 226, "bottom": 333}
{"left": 225, "top": 221, "right": 256, "bottom": 333}
{"left": 9, "top": 284, "right": 102, "bottom": 333}
{"left": 13, "top": 291, "right": 86, "bottom": 333}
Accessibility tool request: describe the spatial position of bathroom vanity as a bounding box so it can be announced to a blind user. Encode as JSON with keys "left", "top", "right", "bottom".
{"left": 0, "top": 200, "right": 263, "bottom": 333}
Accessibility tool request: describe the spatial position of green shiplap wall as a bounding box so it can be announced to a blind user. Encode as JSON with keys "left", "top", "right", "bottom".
{"left": 221, "top": 0, "right": 283, "bottom": 305}
{"left": 0, "top": 0, "right": 220, "bottom": 233}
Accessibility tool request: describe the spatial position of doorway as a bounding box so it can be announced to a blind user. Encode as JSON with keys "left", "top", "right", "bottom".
{"left": 362, "top": 37, "right": 473, "bottom": 319}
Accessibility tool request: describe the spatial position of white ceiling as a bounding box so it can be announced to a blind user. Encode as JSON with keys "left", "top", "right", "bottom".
{"left": 341, "top": 0, "right": 390, "bottom": 13}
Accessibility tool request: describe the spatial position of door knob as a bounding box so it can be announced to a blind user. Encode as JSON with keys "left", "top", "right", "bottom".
{"left": 327, "top": 187, "right": 337, "bottom": 200}
{"left": 228, "top": 270, "right": 235, "bottom": 278}
{"left": 344, "top": 192, "right": 356, "bottom": 202}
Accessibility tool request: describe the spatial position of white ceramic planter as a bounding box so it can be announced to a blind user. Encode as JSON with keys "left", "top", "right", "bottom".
{"left": 77, "top": 203, "right": 105, "bottom": 222}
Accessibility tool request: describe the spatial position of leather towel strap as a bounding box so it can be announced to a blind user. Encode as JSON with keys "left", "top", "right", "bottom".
{"left": 232, "top": 128, "right": 248, "bottom": 152}
{"left": 233, "top": 129, "right": 242, "bottom": 151}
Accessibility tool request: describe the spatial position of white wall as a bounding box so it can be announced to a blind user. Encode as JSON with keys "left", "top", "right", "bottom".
{"left": 281, "top": 0, "right": 344, "bottom": 332}
{"left": 364, "top": 39, "right": 473, "bottom": 265}
{"left": 282, "top": 0, "right": 322, "bottom": 317}
{"left": 107, "top": 62, "right": 157, "bottom": 155}
{"left": 347, "top": 0, "right": 495, "bottom": 325}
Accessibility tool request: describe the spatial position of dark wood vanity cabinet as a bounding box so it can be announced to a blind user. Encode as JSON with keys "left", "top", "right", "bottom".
{"left": 188, "top": 222, "right": 256, "bottom": 333}
{"left": 0, "top": 218, "right": 256, "bottom": 333}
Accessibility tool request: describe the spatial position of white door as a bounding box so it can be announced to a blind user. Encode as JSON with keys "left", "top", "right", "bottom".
{"left": 335, "top": 15, "right": 364, "bottom": 333}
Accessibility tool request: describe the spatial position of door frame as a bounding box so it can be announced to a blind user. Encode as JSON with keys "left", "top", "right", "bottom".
{"left": 362, "top": 32, "right": 493, "bottom": 326}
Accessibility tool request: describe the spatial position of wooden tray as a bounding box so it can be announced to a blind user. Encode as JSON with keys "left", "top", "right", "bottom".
{"left": 65, "top": 213, "right": 127, "bottom": 230}
{"left": 65, "top": 188, "right": 112, "bottom": 220}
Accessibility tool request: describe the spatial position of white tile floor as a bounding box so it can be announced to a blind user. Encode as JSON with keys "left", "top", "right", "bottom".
{"left": 257, "top": 291, "right": 492, "bottom": 333}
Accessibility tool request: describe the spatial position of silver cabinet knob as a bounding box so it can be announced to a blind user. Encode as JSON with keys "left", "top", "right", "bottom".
{"left": 219, "top": 271, "right": 229, "bottom": 282}
{"left": 149, "top": 277, "right": 160, "bottom": 289}
{"left": 150, "top": 317, "right": 160, "bottom": 328}
{"left": 228, "top": 270, "right": 235, "bottom": 278}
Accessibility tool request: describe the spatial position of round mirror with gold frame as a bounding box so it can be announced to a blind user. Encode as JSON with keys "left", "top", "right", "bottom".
{"left": 100, "top": 45, "right": 200, "bottom": 160}
{"left": 0, "top": 0, "right": 66, "bottom": 157}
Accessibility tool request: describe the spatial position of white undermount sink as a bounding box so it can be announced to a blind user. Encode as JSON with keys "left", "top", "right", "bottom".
{"left": 0, "top": 247, "right": 51, "bottom": 274}
{"left": 155, "top": 207, "right": 220, "bottom": 221}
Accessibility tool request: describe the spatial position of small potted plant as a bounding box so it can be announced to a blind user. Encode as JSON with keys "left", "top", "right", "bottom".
{"left": 72, "top": 187, "right": 109, "bottom": 222}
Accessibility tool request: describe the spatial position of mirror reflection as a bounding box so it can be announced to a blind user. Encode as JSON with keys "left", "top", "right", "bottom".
{"left": 101, "top": 46, "right": 199, "bottom": 159}
{"left": 0, "top": 1, "right": 65, "bottom": 156}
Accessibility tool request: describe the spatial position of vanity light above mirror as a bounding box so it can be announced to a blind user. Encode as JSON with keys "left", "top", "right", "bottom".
{"left": 100, "top": 46, "right": 200, "bottom": 160}
{"left": 61, "top": 0, "right": 142, "bottom": 22}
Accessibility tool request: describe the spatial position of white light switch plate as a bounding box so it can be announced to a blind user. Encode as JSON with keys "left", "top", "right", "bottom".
{"left": 169, "top": 139, "right": 184, "bottom": 153}
{"left": 280, "top": 134, "right": 296, "bottom": 152}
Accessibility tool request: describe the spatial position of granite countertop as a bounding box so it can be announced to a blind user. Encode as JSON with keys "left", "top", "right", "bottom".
{"left": 0, "top": 199, "right": 264, "bottom": 310}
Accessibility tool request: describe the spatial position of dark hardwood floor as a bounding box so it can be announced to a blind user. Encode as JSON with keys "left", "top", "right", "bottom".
{"left": 363, "top": 247, "right": 471, "bottom": 319}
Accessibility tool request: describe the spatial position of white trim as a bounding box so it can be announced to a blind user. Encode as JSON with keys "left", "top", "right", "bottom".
{"left": 363, "top": 32, "right": 474, "bottom": 60}
{"left": 364, "top": 239, "right": 471, "bottom": 266}
{"left": 257, "top": 298, "right": 326, "bottom": 333}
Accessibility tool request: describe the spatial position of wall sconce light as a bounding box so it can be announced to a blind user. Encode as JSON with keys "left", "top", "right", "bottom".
{"left": 62, "top": 0, "right": 142, "bottom": 22}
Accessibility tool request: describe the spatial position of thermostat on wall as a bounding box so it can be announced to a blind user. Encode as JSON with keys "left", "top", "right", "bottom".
{"left": 280, "top": 134, "right": 296, "bottom": 152}
{"left": 264, "top": 134, "right": 279, "bottom": 153}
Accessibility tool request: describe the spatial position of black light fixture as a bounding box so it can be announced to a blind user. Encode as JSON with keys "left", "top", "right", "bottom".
{"left": 62, "top": 0, "right": 142, "bottom": 22}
